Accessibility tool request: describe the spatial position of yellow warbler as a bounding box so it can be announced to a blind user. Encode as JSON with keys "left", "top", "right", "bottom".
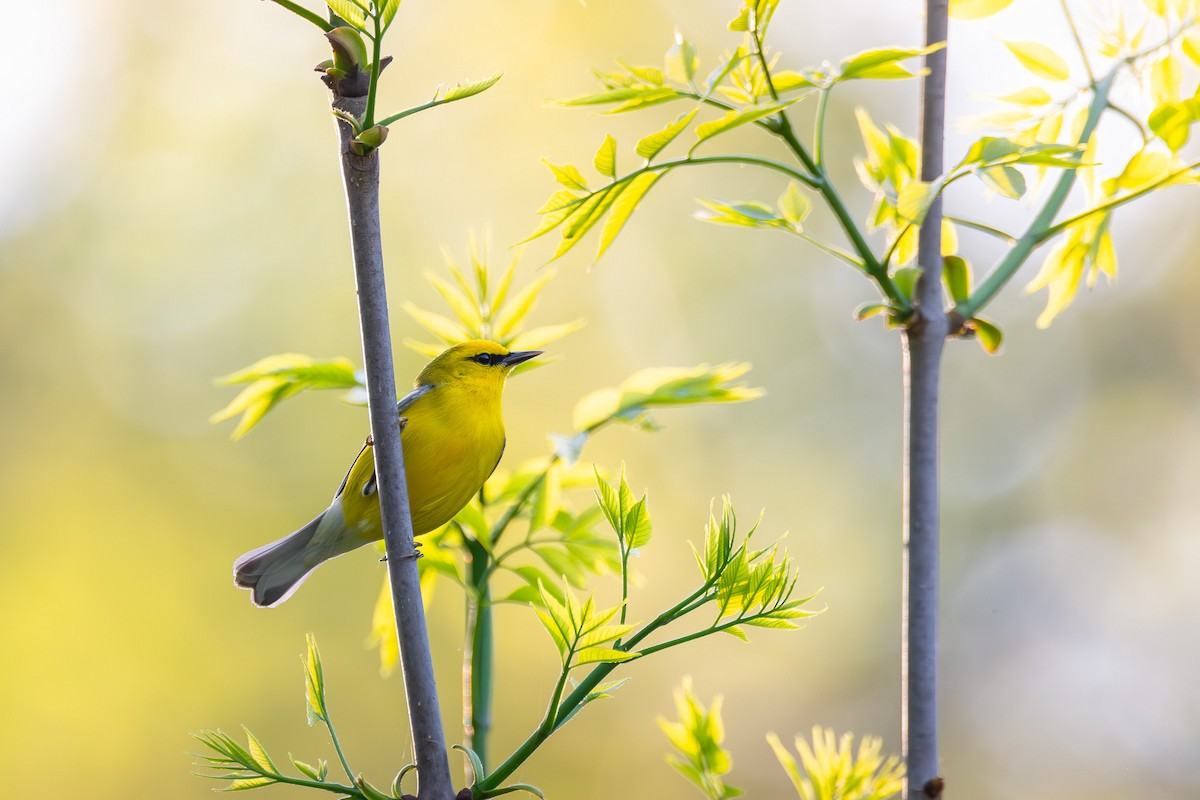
{"left": 234, "top": 340, "right": 540, "bottom": 606}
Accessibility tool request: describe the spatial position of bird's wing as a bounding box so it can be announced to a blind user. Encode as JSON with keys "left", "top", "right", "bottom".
{"left": 397, "top": 383, "right": 435, "bottom": 414}
{"left": 332, "top": 384, "right": 438, "bottom": 499}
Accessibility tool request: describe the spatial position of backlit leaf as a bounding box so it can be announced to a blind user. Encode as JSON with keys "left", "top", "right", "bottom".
{"left": 692, "top": 100, "right": 797, "bottom": 151}
{"left": 666, "top": 31, "right": 699, "bottom": 84}
{"left": 777, "top": 182, "right": 812, "bottom": 226}
{"left": 949, "top": 0, "right": 1013, "bottom": 18}
{"left": 1003, "top": 41, "right": 1069, "bottom": 81}
{"left": 637, "top": 110, "right": 698, "bottom": 161}
{"left": 597, "top": 171, "right": 664, "bottom": 259}
{"left": 593, "top": 134, "right": 617, "bottom": 179}
{"left": 326, "top": 0, "right": 367, "bottom": 31}
{"left": 440, "top": 73, "right": 503, "bottom": 102}
{"left": 942, "top": 255, "right": 971, "bottom": 304}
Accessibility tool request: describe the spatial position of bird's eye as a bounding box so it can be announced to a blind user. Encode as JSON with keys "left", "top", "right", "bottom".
{"left": 473, "top": 353, "right": 495, "bottom": 366}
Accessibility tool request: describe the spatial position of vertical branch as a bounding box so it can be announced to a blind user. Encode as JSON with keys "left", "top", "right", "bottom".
{"left": 903, "top": 1, "right": 949, "bottom": 798}
{"left": 332, "top": 92, "right": 456, "bottom": 800}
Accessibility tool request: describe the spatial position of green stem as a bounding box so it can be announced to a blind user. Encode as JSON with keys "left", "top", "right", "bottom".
{"left": 250, "top": 771, "right": 362, "bottom": 797}
{"left": 364, "top": 15, "right": 382, "bottom": 128}
{"left": 1036, "top": 160, "right": 1200, "bottom": 240}
{"left": 775, "top": 124, "right": 908, "bottom": 309}
{"left": 489, "top": 457, "right": 557, "bottom": 550}
{"left": 956, "top": 69, "right": 1117, "bottom": 319}
{"left": 1060, "top": 0, "right": 1095, "bottom": 84}
{"left": 813, "top": 88, "right": 831, "bottom": 168}
{"left": 464, "top": 538, "right": 495, "bottom": 773}
{"left": 268, "top": 0, "right": 335, "bottom": 31}
{"left": 478, "top": 583, "right": 715, "bottom": 791}
{"left": 326, "top": 717, "right": 356, "bottom": 785}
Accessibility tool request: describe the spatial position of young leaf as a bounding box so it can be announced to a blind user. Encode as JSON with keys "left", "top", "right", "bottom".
{"left": 695, "top": 199, "right": 786, "bottom": 229}
{"left": 975, "top": 164, "right": 1026, "bottom": 199}
{"left": 439, "top": 73, "right": 503, "bottom": 103}
{"left": 892, "top": 266, "right": 921, "bottom": 300}
{"left": 692, "top": 100, "right": 797, "bottom": 152}
{"left": 228, "top": 776, "right": 278, "bottom": 791}
{"left": 777, "top": 183, "right": 812, "bottom": 226}
{"left": 949, "top": 0, "right": 1013, "bottom": 18}
{"left": 304, "top": 633, "right": 326, "bottom": 726}
{"left": 242, "top": 727, "right": 277, "bottom": 773}
{"left": 594, "top": 134, "right": 617, "bottom": 179}
{"left": 326, "top": 0, "right": 368, "bottom": 32}
{"left": 971, "top": 317, "right": 1003, "bottom": 354}
{"left": 543, "top": 161, "right": 590, "bottom": 192}
{"left": 637, "top": 110, "right": 699, "bottom": 161}
{"left": 838, "top": 44, "right": 943, "bottom": 82}
{"left": 597, "top": 171, "right": 664, "bottom": 259}
{"left": 666, "top": 31, "right": 700, "bottom": 84}
{"left": 1003, "top": 41, "right": 1069, "bottom": 81}
{"left": 942, "top": 255, "right": 971, "bottom": 304}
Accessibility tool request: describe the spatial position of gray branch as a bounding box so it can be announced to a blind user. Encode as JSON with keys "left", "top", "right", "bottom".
{"left": 332, "top": 94, "right": 456, "bottom": 800}
{"left": 904, "top": 1, "right": 949, "bottom": 798}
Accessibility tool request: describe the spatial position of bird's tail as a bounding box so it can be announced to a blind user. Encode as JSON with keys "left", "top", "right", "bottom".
{"left": 234, "top": 512, "right": 331, "bottom": 607}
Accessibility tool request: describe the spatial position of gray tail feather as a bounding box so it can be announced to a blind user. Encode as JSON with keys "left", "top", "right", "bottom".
{"left": 234, "top": 513, "right": 325, "bottom": 608}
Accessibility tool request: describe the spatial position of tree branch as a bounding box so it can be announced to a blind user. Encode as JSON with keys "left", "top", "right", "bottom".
{"left": 903, "top": 2, "right": 949, "bottom": 797}
{"left": 332, "top": 93, "right": 455, "bottom": 800}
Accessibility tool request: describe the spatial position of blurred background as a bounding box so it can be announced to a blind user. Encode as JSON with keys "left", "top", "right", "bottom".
{"left": 2, "top": 0, "right": 1198, "bottom": 798}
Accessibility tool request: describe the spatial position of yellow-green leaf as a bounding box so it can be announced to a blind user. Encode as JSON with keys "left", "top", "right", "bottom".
{"left": 326, "top": 0, "right": 367, "bottom": 31}
{"left": 636, "top": 109, "right": 698, "bottom": 161}
{"left": 777, "top": 182, "right": 812, "bottom": 226}
{"left": 494, "top": 269, "right": 555, "bottom": 338}
{"left": 949, "top": 0, "right": 1013, "bottom": 19}
{"left": 972, "top": 318, "right": 1003, "bottom": 354}
{"left": 543, "top": 160, "right": 589, "bottom": 192}
{"left": 1183, "top": 30, "right": 1200, "bottom": 66}
{"left": 597, "top": 171, "right": 663, "bottom": 259}
{"left": 594, "top": 134, "right": 617, "bottom": 179}
{"left": 993, "top": 87, "right": 1053, "bottom": 106}
{"left": 665, "top": 31, "right": 699, "bottom": 84}
{"left": 1003, "top": 41, "right": 1070, "bottom": 81}
{"left": 692, "top": 100, "right": 797, "bottom": 151}
{"left": 942, "top": 255, "right": 971, "bottom": 304}
{"left": 403, "top": 302, "right": 470, "bottom": 344}
{"left": 242, "top": 727, "right": 277, "bottom": 773}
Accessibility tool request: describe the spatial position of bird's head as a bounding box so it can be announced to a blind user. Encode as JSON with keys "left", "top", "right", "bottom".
{"left": 416, "top": 340, "right": 541, "bottom": 390}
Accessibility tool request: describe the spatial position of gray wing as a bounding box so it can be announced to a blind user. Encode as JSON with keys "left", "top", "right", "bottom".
{"left": 397, "top": 383, "right": 435, "bottom": 414}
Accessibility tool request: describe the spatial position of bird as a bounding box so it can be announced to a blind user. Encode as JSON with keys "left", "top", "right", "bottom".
{"left": 233, "top": 340, "right": 540, "bottom": 607}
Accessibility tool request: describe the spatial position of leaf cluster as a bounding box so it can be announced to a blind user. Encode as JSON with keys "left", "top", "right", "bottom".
{"left": 659, "top": 679, "right": 741, "bottom": 800}
{"left": 659, "top": 682, "right": 904, "bottom": 800}
{"left": 265, "top": 0, "right": 501, "bottom": 155}
{"left": 194, "top": 636, "right": 397, "bottom": 800}
{"left": 531, "top": 0, "right": 1200, "bottom": 351}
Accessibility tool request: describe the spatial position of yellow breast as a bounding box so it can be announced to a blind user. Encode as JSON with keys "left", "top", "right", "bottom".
{"left": 340, "top": 383, "right": 505, "bottom": 540}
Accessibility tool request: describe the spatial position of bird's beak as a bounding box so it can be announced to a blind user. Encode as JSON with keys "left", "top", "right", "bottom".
{"left": 501, "top": 350, "right": 542, "bottom": 367}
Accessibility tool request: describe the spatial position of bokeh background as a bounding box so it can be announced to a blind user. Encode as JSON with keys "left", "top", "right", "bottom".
{"left": 2, "top": 0, "right": 1198, "bottom": 798}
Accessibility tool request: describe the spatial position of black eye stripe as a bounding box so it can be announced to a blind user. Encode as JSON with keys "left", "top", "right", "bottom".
{"left": 471, "top": 352, "right": 500, "bottom": 366}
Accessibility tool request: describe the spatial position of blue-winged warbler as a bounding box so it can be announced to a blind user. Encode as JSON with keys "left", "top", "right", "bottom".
{"left": 234, "top": 340, "right": 540, "bottom": 606}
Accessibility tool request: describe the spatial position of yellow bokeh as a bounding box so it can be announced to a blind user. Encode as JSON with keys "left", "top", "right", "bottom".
{"left": 2, "top": 2, "right": 1199, "bottom": 799}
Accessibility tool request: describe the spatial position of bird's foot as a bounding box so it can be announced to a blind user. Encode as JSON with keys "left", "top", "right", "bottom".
{"left": 398, "top": 416, "right": 408, "bottom": 432}
{"left": 365, "top": 433, "right": 374, "bottom": 447}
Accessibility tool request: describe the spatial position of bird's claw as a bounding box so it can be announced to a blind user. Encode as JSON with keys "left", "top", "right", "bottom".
{"left": 365, "top": 433, "right": 374, "bottom": 447}
{"left": 398, "top": 416, "right": 408, "bottom": 432}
